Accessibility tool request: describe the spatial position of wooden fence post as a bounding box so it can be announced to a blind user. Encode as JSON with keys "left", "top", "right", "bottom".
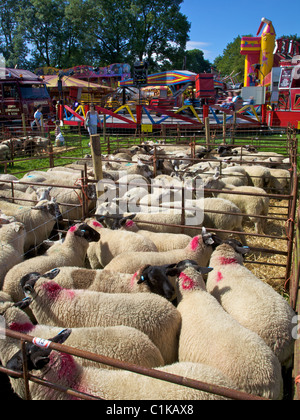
{"left": 90, "top": 134, "right": 103, "bottom": 198}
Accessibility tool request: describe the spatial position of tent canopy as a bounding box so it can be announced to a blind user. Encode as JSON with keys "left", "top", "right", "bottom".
{"left": 44, "top": 75, "right": 113, "bottom": 90}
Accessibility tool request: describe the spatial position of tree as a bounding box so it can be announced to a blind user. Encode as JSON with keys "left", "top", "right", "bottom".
{"left": 213, "top": 36, "right": 246, "bottom": 83}
{"left": 184, "top": 49, "right": 211, "bottom": 73}
{"left": 75, "top": 0, "right": 191, "bottom": 70}
{"left": 0, "top": 0, "right": 28, "bottom": 68}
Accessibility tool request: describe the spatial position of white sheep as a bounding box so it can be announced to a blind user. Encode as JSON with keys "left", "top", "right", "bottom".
{"left": 103, "top": 229, "right": 218, "bottom": 275}
{"left": 203, "top": 175, "right": 270, "bottom": 234}
{"left": 85, "top": 220, "right": 158, "bottom": 269}
{"left": 173, "top": 260, "right": 283, "bottom": 399}
{"left": 241, "top": 165, "right": 271, "bottom": 189}
{"left": 267, "top": 168, "right": 290, "bottom": 195}
{"left": 0, "top": 198, "right": 62, "bottom": 252}
{"left": 2, "top": 223, "right": 100, "bottom": 304}
{"left": 118, "top": 217, "right": 192, "bottom": 251}
{"left": 40, "top": 264, "right": 175, "bottom": 300}
{"left": 0, "top": 293, "right": 164, "bottom": 371}
{"left": 0, "top": 144, "right": 10, "bottom": 163}
{"left": 206, "top": 240, "right": 296, "bottom": 366}
{"left": 21, "top": 270, "right": 182, "bottom": 365}
{"left": 6, "top": 329, "right": 236, "bottom": 400}
{"left": 0, "top": 222, "right": 26, "bottom": 289}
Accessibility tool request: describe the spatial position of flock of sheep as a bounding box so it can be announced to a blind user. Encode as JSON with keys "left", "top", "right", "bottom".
{"left": 0, "top": 137, "right": 51, "bottom": 163}
{"left": 0, "top": 138, "right": 296, "bottom": 400}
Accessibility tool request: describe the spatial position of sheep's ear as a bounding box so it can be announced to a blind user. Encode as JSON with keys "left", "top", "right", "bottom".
{"left": 14, "top": 297, "right": 32, "bottom": 310}
{"left": 50, "top": 328, "right": 72, "bottom": 345}
{"left": 43, "top": 268, "right": 60, "bottom": 280}
{"left": 197, "top": 267, "right": 214, "bottom": 275}
{"left": 119, "top": 215, "right": 136, "bottom": 227}
{"left": 165, "top": 263, "right": 180, "bottom": 277}
{"left": 20, "top": 272, "right": 41, "bottom": 291}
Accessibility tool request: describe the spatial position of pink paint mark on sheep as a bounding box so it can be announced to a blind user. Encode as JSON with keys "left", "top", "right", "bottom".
{"left": 58, "top": 353, "right": 77, "bottom": 380}
{"left": 69, "top": 226, "right": 77, "bottom": 233}
{"left": 216, "top": 271, "right": 223, "bottom": 283}
{"left": 42, "top": 281, "right": 62, "bottom": 300}
{"left": 130, "top": 272, "right": 138, "bottom": 289}
{"left": 126, "top": 220, "right": 134, "bottom": 228}
{"left": 179, "top": 273, "right": 196, "bottom": 290}
{"left": 219, "top": 257, "right": 238, "bottom": 265}
{"left": 9, "top": 322, "right": 34, "bottom": 334}
{"left": 190, "top": 236, "right": 199, "bottom": 251}
{"left": 92, "top": 221, "right": 103, "bottom": 228}
{"left": 50, "top": 352, "right": 77, "bottom": 381}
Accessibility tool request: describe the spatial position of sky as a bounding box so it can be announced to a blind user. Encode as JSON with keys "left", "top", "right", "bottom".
{"left": 181, "top": 0, "right": 300, "bottom": 62}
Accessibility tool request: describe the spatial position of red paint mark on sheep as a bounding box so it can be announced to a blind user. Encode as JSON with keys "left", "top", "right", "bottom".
{"left": 69, "top": 226, "right": 77, "bottom": 233}
{"left": 42, "top": 281, "right": 62, "bottom": 300}
{"left": 126, "top": 220, "right": 134, "bottom": 228}
{"left": 190, "top": 236, "right": 199, "bottom": 251}
{"left": 216, "top": 272, "right": 223, "bottom": 283}
{"left": 9, "top": 322, "right": 34, "bottom": 334}
{"left": 179, "top": 273, "right": 196, "bottom": 290}
{"left": 92, "top": 221, "right": 103, "bottom": 228}
{"left": 219, "top": 257, "right": 238, "bottom": 265}
{"left": 130, "top": 272, "right": 138, "bottom": 289}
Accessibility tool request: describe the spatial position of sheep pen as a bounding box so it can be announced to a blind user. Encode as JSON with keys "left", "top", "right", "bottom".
{"left": 0, "top": 126, "right": 299, "bottom": 401}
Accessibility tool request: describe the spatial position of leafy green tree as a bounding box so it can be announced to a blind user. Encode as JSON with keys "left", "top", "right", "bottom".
{"left": 213, "top": 36, "right": 246, "bottom": 83}
{"left": 0, "top": 0, "right": 28, "bottom": 68}
{"left": 184, "top": 49, "right": 211, "bottom": 73}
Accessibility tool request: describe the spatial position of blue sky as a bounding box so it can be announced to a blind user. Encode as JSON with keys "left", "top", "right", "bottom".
{"left": 181, "top": 0, "right": 300, "bottom": 62}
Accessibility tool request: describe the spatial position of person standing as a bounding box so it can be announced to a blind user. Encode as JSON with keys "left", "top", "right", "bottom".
{"left": 31, "top": 105, "right": 43, "bottom": 133}
{"left": 84, "top": 104, "right": 102, "bottom": 135}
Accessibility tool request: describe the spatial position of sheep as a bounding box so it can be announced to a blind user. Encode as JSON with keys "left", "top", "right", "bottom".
{"left": 21, "top": 263, "right": 176, "bottom": 300}
{"left": 267, "top": 168, "right": 290, "bottom": 195}
{"left": 2, "top": 223, "right": 100, "bottom": 304}
{"left": 0, "top": 144, "right": 11, "bottom": 163}
{"left": 0, "top": 198, "right": 62, "bottom": 252}
{"left": 203, "top": 175, "right": 270, "bottom": 234}
{"left": 172, "top": 260, "right": 283, "bottom": 399}
{"left": 118, "top": 194, "right": 247, "bottom": 245}
{"left": 0, "top": 186, "right": 51, "bottom": 206}
{"left": 206, "top": 239, "right": 296, "bottom": 366}
{"left": 0, "top": 222, "right": 26, "bottom": 289}
{"left": 0, "top": 174, "right": 19, "bottom": 190}
{"left": 103, "top": 228, "right": 220, "bottom": 275}
{"left": 6, "top": 329, "right": 236, "bottom": 400}
{"left": 241, "top": 165, "right": 271, "bottom": 189}
{"left": 0, "top": 293, "right": 164, "bottom": 371}
{"left": 99, "top": 210, "right": 203, "bottom": 237}
{"left": 21, "top": 269, "right": 182, "bottom": 365}
{"left": 85, "top": 220, "right": 158, "bottom": 269}
{"left": 117, "top": 217, "right": 192, "bottom": 252}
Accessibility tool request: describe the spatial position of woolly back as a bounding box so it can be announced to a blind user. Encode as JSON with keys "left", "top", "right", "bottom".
{"left": 209, "top": 244, "right": 244, "bottom": 267}
{"left": 0, "top": 222, "right": 25, "bottom": 247}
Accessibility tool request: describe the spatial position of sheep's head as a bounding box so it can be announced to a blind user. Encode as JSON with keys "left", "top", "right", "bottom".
{"left": 135, "top": 264, "right": 177, "bottom": 300}
{"left": 32, "top": 199, "right": 63, "bottom": 222}
{"left": 69, "top": 223, "right": 100, "bottom": 243}
{"left": 201, "top": 227, "right": 223, "bottom": 250}
{"left": 219, "top": 239, "right": 250, "bottom": 264}
{"left": 6, "top": 329, "right": 72, "bottom": 376}
{"left": 20, "top": 269, "right": 61, "bottom": 299}
{"left": 172, "top": 260, "right": 213, "bottom": 296}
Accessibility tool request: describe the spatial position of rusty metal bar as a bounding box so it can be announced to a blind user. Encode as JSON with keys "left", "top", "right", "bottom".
{"left": 21, "top": 339, "right": 31, "bottom": 401}
{"left": 3, "top": 328, "right": 266, "bottom": 400}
